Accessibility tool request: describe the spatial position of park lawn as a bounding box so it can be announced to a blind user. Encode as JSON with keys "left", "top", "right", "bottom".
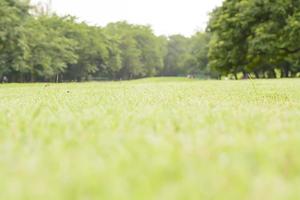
{"left": 0, "top": 78, "right": 300, "bottom": 200}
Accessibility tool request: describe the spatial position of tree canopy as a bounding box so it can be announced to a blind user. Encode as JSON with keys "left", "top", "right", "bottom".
{"left": 3, "top": 0, "right": 300, "bottom": 82}
{"left": 0, "top": 0, "right": 210, "bottom": 82}
{"left": 208, "top": 0, "right": 300, "bottom": 78}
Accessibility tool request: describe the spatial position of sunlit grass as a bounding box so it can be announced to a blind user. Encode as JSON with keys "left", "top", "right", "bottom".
{"left": 0, "top": 78, "right": 300, "bottom": 199}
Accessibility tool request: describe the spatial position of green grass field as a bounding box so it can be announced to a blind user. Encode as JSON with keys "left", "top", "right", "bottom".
{"left": 1, "top": 78, "right": 300, "bottom": 200}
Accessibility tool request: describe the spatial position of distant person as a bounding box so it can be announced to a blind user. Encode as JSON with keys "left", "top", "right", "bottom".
{"left": 2, "top": 76, "right": 8, "bottom": 83}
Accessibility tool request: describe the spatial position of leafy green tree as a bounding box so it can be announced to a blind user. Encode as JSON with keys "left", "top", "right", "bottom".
{"left": 101, "top": 35, "right": 122, "bottom": 79}
{"left": 24, "top": 15, "right": 77, "bottom": 81}
{"left": 133, "top": 26, "right": 164, "bottom": 77}
{"left": 0, "top": 1, "right": 214, "bottom": 82}
{"left": 185, "top": 32, "right": 211, "bottom": 77}
{"left": 104, "top": 22, "right": 143, "bottom": 79}
{"left": 160, "top": 33, "right": 211, "bottom": 78}
{"left": 104, "top": 22, "right": 163, "bottom": 79}
{"left": 0, "top": 0, "right": 31, "bottom": 81}
{"left": 207, "top": 0, "right": 249, "bottom": 79}
{"left": 62, "top": 20, "right": 109, "bottom": 81}
{"left": 162, "top": 35, "right": 190, "bottom": 76}
{"left": 208, "top": 0, "right": 300, "bottom": 78}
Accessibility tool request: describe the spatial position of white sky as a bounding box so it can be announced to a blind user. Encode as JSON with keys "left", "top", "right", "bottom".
{"left": 32, "top": 0, "right": 224, "bottom": 36}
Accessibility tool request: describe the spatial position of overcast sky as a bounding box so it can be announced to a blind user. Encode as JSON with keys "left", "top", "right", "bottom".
{"left": 32, "top": 0, "right": 224, "bottom": 36}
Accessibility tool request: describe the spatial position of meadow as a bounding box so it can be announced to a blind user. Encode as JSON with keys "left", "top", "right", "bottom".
{"left": 0, "top": 78, "right": 300, "bottom": 200}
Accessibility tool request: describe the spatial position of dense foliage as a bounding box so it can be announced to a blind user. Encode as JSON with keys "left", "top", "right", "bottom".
{"left": 0, "top": 0, "right": 209, "bottom": 82}
{"left": 208, "top": 0, "right": 300, "bottom": 78}
{"left": 3, "top": 0, "right": 300, "bottom": 82}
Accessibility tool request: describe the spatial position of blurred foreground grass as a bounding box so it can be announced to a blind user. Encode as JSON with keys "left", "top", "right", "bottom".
{"left": 0, "top": 78, "right": 300, "bottom": 200}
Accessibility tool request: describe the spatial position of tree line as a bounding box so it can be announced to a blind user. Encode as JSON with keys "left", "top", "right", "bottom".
{"left": 0, "top": 0, "right": 210, "bottom": 82}
{"left": 2, "top": 0, "right": 300, "bottom": 82}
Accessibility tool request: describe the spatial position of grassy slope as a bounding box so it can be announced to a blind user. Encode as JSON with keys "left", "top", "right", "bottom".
{"left": 0, "top": 78, "right": 300, "bottom": 200}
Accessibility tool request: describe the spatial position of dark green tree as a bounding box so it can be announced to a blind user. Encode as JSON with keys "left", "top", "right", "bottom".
{"left": 162, "top": 35, "right": 190, "bottom": 76}
{"left": 208, "top": 0, "right": 300, "bottom": 78}
{"left": 0, "top": 0, "right": 31, "bottom": 81}
{"left": 24, "top": 15, "right": 77, "bottom": 81}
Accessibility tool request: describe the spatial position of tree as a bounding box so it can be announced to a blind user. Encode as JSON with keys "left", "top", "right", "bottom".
{"left": 0, "top": 1, "right": 214, "bottom": 82}
{"left": 162, "top": 35, "right": 190, "bottom": 76}
{"left": 0, "top": 0, "right": 31, "bottom": 81}
{"left": 61, "top": 20, "right": 109, "bottom": 81}
{"left": 208, "top": 0, "right": 300, "bottom": 78}
{"left": 185, "top": 32, "right": 211, "bottom": 77}
{"left": 104, "top": 22, "right": 163, "bottom": 79}
{"left": 23, "top": 15, "right": 78, "bottom": 81}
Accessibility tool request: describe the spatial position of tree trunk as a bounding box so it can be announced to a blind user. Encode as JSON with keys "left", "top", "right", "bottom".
{"left": 233, "top": 73, "right": 238, "bottom": 80}
{"left": 262, "top": 71, "right": 266, "bottom": 79}
{"left": 268, "top": 69, "right": 276, "bottom": 79}
{"left": 242, "top": 71, "right": 248, "bottom": 79}
{"left": 254, "top": 71, "right": 259, "bottom": 79}
{"left": 282, "top": 65, "right": 290, "bottom": 78}
{"left": 30, "top": 74, "right": 35, "bottom": 82}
